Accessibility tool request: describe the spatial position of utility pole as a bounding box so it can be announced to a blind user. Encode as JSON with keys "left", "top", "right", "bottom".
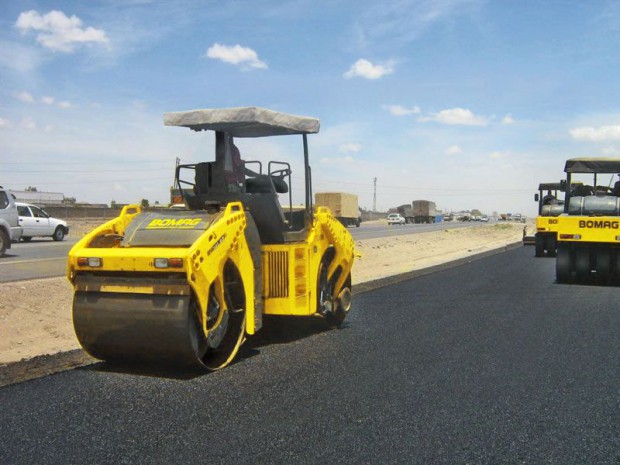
{"left": 373, "top": 177, "right": 377, "bottom": 212}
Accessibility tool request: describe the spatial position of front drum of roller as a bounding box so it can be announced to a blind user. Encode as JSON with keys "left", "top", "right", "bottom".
{"left": 73, "top": 291, "right": 206, "bottom": 367}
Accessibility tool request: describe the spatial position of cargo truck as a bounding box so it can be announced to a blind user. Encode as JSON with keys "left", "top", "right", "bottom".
{"left": 412, "top": 200, "right": 437, "bottom": 223}
{"left": 396, "top": 204, "right": 414, "bottom": 223}
{"left": 315, "top": 192, "right": 361, "bottom": 227}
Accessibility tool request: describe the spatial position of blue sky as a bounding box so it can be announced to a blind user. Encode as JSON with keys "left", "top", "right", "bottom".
{"left": 2, "top": 0, "right": 620, "bottom": 215}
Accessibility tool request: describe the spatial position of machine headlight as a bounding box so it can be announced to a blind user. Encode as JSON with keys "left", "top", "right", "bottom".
{"left": 154, "top": 258, "right": 183, "bottom": 269}
{"left": 77, "top": 257, "right": 102, "bottom": 267}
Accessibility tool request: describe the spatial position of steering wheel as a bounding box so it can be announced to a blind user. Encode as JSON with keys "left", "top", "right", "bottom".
{"left": 270, "top": 168, "right": 291, "bottom": 178}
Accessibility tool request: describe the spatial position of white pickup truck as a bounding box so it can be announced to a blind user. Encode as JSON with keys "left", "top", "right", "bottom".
{"left": 16, "top": 202, "right": 69, "bottom": 241}
{"left": 0, "top": 186, "right": 23, "bottom": 256}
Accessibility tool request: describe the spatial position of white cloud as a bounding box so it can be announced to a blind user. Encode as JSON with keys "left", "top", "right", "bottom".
{"left": 320, "top": 156, "right": 355, "bottom": 164}
{"left": 384, "top": 104, "right": 420, "bottom": 116}
{"left": 0, "top": 41, "right": 42, "bottom": 71}
{"left": 419, "top": 107, "right": 488, "bottom": 126}
{"left": 602, "top": 146, "right": 620, "bottom": 156}
{"left": 0, "top": 117, "right": 12, "bottom": 128}
{"left": 20, "top": 117, "right": 37, "bottom": 130}
{"left": 44, "top": 124, "right": 54, "bottom": 133}
{"left": 343, "top": 59, "right": 393, "bottom": 80}
{"left": 502, "top": 114, "right": 515, "bottom": 125}
{"left": 339, "top": 142, "right": 362, "bottom": 153}
{"left": 446, "top": 145, "right": 462, "bottom": 155}
{"left": 354, "top": 0, "right": 481, "bottom": 48}
{"left": 16, "top": 91, "right": 35, "bottom": 103}
{"left": 206, "top": 43, "right": 267, "bottom": 69}
{"left": 570, "top": 124, "right": 620, "bottom": 141}
{"left": 15, "top": 10, "right": 109, "bottom": 53}
{"left": 489, "top": 150, "right": 509, "bottom": 160}
{"left": 15, "top": 91, "right": 72, "bottom": 109}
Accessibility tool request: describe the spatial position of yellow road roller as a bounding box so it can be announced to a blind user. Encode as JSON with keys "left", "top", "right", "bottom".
{"left": 533, "top": 182, "right": 565, "bottom": 257}
{"left": 555, "top": 157, "right": 620, "bottom": 283}
{"left": 67, "top": 107, "right": 356, "bottom": 370}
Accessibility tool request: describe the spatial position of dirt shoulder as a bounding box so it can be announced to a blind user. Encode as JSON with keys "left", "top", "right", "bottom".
{"left": 0, "top": 221, "right": 528, "bottom": 365}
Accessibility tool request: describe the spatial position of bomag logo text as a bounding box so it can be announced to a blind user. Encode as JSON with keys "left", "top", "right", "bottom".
{"left": 578, "top": 220, "right": 620, "bottom": 229}
{"left": 147, "top": 218, "right": 202, "bottom": 229}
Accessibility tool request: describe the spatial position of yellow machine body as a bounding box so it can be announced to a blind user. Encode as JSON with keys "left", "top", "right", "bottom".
{"left": 554, "top": 157, "right": 620, "bottom": 283}
{"left": 534, "top": 216, "right": 560, "bottom": 256}
{"left": 531, "top": 182, "right": 565, "bottom": 257}
{"left": 554, "top": 215, "right": 620, "bottom": 244}
{"left": 68, "top": 202, "right": 258, "bottom": 330}
{"left": 262, "top": 206, "right": 355, "bottom": 316}
{"left": 67, "top": 201, "right": 355, "bottom": 368}
{"left": 536, "top": 216, "right": 559, "bottom": 234}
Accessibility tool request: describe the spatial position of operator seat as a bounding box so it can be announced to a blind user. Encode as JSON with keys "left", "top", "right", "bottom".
{"left": 244, "top": 174, "right": 289, "bottom": 244}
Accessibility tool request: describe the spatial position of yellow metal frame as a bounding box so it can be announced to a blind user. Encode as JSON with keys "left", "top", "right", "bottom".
{"left": 536, "top": 215, "right": 560, "bottom": 235}
{"left": 68, "top": 203, "right": 355, "bottom": 339}
{"left": 262, "top": 206, "right": 355, "bottom": 316}
{"left": 555, "top": 215, "right": 620, "bottom": 244}
{"left": 68, "top": 202, "right": 257, "bottom": 336}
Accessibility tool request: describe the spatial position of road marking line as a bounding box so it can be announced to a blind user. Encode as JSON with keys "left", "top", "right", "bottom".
{"left": 0, "top": 257, "right": 66, "bottom": 266}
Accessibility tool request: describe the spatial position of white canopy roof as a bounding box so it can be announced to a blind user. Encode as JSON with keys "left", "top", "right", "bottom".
{"left": 163, "top": 106, "right": 320, "bottom": 137}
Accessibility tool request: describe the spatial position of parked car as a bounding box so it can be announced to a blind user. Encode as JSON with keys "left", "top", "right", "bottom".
{"left": 0, "top": 186, "right": 23, "bottom": 256}
{"left": 16, "top": 203, "right": 69, "bottom": 241}
{"left": 387, "top": 213, "right": 406, "bottom": 225}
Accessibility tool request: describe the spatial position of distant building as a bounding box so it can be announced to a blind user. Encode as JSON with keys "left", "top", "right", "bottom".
{"left": 75, "top": 202, "right": 109, "bottom": 208}
{"left": 12, "top": 190, "right": 64, "bottom": 205}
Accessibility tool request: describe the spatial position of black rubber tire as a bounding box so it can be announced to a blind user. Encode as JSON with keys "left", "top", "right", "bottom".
{"left": 547, "top": 236, "right": 557, "bottom": 258}
{"left": 575, "top": 247, "right": 590, "bottom": 280}
{"left": 535, "top": 235, "right": 544, "bottom": 257}
{"left": 0, "top": 230, "right": 7, "bottom": 257}
{"left": 595, "top": 249, "right": 611, "bottom": 281}
{"left": 53, "top": 227, "right": 65, "bottom": 242}
{"left": 21, "top": 237, "right": 32, "bottom": 242}
{"left": 556, "top": 244, "right": 572, "bottom": 283}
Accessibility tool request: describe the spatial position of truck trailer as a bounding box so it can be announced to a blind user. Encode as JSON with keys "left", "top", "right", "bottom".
{"left": 315, "top": 192, "right": 361, "bottom": 227}
{"left": 412, "top": 200, "right": 437, "bottom": 224}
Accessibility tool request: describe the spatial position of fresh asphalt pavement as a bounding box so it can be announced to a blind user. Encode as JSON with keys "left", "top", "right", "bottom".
{"left": 1, "top": 246, "right": 618, "bottom": 464}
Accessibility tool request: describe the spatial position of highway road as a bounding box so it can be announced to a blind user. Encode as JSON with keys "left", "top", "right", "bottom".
{"left": 0, "top": 221, "right": 478, "bottom": 283}
{"left": 0, "top": 237, "right": 78, "bottom": 282}
{"left": 1, "top": 247, "right": 617, "bottom": 464}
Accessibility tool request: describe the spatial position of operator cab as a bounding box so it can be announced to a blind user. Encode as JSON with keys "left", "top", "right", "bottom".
{"left": 169, "top": 107, "right": 319, "bottom": 244}
{"left": 534, "top": 182, "right": 565, "bottom": 217}
{"left": 564, "top": 158, "right": 620, "bottom": 216}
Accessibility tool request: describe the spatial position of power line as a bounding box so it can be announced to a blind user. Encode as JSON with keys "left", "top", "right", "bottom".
{"left": 11, "top": 177, "right": 172, "bottom": 186}
{"left": 4, "top": 168, "right": 167, "bottom": 173}
{"left": 0, "top": 161, "right": 172, "bottom": 165}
